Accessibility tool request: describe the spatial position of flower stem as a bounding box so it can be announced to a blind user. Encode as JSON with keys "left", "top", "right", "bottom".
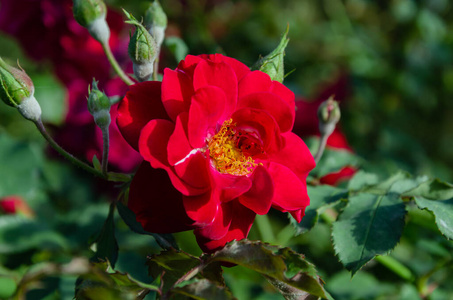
{"left": 374, "top": 255, "right": 415, "bottom": 282}
{"left": 153, "top": 56, "right": 159, "bottom": 81}
{"left": 255, "top": 214, "right": 275, "bottom": 243}
{"left": 34, "top": 119, "right": 105, "bottom": 179}
{"left": 101, "top": 41, "right": 134, "bottom": 86}
{"left": 101, "top": 126, "right": 109, "bottom": 177}
{"left": 314, "top": 132, "right": 329, "bottom": 163}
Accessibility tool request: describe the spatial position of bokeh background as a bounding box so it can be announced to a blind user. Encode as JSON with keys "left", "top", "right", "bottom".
{"left": 0, "top": 0, "right": 452, "bottom": 299}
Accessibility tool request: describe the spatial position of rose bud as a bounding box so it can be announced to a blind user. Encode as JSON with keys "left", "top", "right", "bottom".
{"left": 0, "top": 196, "right": 34, "bottom": 218}
{"left": 0, "top": 57, "right": 41, "bottom": 122}
{"left": 252, "top": 27, "right": 289, "bottom": 83}
{"left": 124, "top": 10, "right": 157, "bottom": 82}
{"left": 317, "top": 96, "right": 341, "bottom": 137}
{"left": 87, "top": 79, "right": 111, "bottom": 129}
{"left": 144, "top": 0, "right": 167, "bottom": 51}
{"left": 72, "top": 0, "right": 110, "bottom": 44}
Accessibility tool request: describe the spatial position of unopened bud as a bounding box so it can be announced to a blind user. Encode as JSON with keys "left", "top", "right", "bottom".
{"left": 318, "top": 96, "right": 341, "bottom": 136}
{"left": 253, "top": 26, "right": 289, "bottom": 83}
{"left": 124, "top": 9, "right": 157, "bottom": 82}
{"left": 144, "top": 0, "right": 167, "bottom": 50}
{"left": 88, "top": 79, "right": 111, "bottom": 129}
{"left": 0, "top": 57, "right": 41, "bottom": 122}
{"left": 0, "top": 196, "right": 35, "bottom": 218}
{"left": 73, "top": 0, "right": 110, "bottom": 44}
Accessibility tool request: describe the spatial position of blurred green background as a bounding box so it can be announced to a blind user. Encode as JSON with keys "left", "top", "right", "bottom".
{"left": 1, "top": 0, "right": 453, "bottom": 299}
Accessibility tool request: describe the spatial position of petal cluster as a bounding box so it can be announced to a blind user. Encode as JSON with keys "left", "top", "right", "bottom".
{"left": 117, "top": 54, "right": 315, "bottom": 252}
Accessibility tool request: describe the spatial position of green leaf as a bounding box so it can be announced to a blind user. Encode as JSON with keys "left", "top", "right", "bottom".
{"left": 0, "top": 276, "right": 16, "bottom": 299}
{"left": 170, "top": 278, "right": 234, "bottom": 300}
{"left": 347, "top": 170, "right": 380, "bottom": 191}
{"left": 116, "top": 200, "right": 178, "bottom": 250}
{"left": 75, "top": 262, "right": 158, "bottom": 300}
{"left": 415, "top": 196, "right": 453, "bottom": 239}
{"left": 332, "top": 193, "right": 406, "bottom": 275}
{"left": 165, "top": 37, "right": 189, "bottom": 62}
{"left": 91, "top": 202, "right": 119, "bottom": 268}
{"left": 404, "top": 179, "right": 453, "bottom": 200}
{"left": 209, "top": 240, "right": 328, "bottom": 299}
{"left": 92, "top": 155, "right": 102, "bottom": 172}
{"left": 147, "top": 248, "right": 201, "bottom": 294}
{"left": 291, "top": 185, "right": 347, "bottom": 234}
{"left": 0, "top": 215, "right": 68, "bottom": 254}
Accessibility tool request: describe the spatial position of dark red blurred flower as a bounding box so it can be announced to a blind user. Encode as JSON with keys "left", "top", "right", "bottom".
{"left": 0, "top": 0, "right": 141, "bottom": 172}
{"left": 292, "top": 74, "right": 356, "bottom": 185}
{"left": 0, "top": 196, "right": 34, "bottom": 217}
{"left": 117, "top": 54, "right": 316, "bottom": 252}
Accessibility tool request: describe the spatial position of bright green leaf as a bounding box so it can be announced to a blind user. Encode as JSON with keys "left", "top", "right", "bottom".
{"left": 415, "top": 196, "right": 453, "bottom": 239}
{"left": 404, "top": 179, "right": 453, "bottom": 200}
{"left": 291, "top": 185, "right": 347, "bottom": 234}
{"left": 332, "top": 193, "right": 406, "bottom": 275}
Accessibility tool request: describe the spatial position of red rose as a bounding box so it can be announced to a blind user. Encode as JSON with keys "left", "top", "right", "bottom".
{"left": 117, "top": 54, "right": 316, "bottom": 252}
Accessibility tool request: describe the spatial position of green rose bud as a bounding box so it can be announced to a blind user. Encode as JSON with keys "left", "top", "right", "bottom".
{"left": 73, "top": 0, "right": 110, "bottom": 44}
{"left": 0, "top": 57, "right": 41, "bottom": 122}
{"left": 124, "top": 9, "right": 157, "bottom": 82}
{"left": 253, "top": 26, "right": 289, "bottom": 83}
{"left": 317, "top": 96, "right": 341, "bottom": 136}
{"left": 144, "top": 0, "right": 167, "bottom": 49}
{"left": 87, "top": 79, "right": 111, "bottom": 129}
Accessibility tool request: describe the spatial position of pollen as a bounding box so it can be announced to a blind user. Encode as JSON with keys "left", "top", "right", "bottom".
{"left": 207, "top": 119, "right": 262, "bottom": 176}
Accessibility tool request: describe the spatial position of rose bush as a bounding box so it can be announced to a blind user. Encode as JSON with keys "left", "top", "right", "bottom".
{"left": 117, "top": 54, "right": 316, "bottom": 251}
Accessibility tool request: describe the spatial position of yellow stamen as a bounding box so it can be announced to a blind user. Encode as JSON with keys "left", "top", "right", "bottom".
{"left": 207, "top": 119, "right": 261, "bottom": 176}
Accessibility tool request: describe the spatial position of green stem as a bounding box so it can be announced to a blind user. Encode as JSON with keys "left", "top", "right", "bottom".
{"left": 314, "top": 133, "right": 329, "bottom": 163}
{"left": 34, "top": 119, "right": 105, "bottom": 179}
{"left": 101, "top": 125, "right": 109, "bottom": 177}
{"left": 255, "top": 215, "right": 275, "bottom": 243}
{"left": 374, "top": 255, "right": 415, "bottom": 282}
{"left": 101, "top": 42, "right": 134, "bottom": 86}
{"left": 153, "top": 56, "right": 159, "bottom": 81}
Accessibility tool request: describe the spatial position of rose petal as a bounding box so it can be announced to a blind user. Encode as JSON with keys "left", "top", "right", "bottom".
{"left": 232, "top": 108, "right": 283, "bottom": 153}
{"left": 290, "top": 207, "right": 306, "bottom": 223}
{"left": 238, "top": 165, "right": 273, "bottom": 215}
{"left": 174, "top": 151, "right": 210, "bottom": 190}
{"left": 193, "top": 201, "right": 233, "bottom": 240}
{"left": 183, "top": 191, "right": 219, "bottom": 227}
{"left": 161, "top": 68, "right": 194, "bottom": 121}
{"left": 209, "top": 167, "right": 252, "bottom": 202}
{"left": 220, "top": 55, "right": 250, "bottom": 81}
{"left": 177, "top": 55, "right": 204, "bottom": 77}
{"left": 128, "top": 162, "right": 196, "bottom": 233}
{"left": 237, "top": 92, "right": 294, "bottom": 133}
{"left": 270, "top": 81, "right": 295, "bottom": 107}
{"left": 139, "top": 119, "right": 174, "bottom": 169}
{"left": 268, "top": 132, "right": 316, "bottom": 181}
{"left": 195, "top": 201, "right": 255, "bottom": 252}
{"left": 193, "top": 59, "right": 238, "bottom": 117}
{"left": 188, "top": 86, "right": 226, "bottom": 148}
{"left": 167, "top": 112, "right": 193, "bottom": 166}
{"left": 117, "top": 81, "right": 168, "bottom": 150}
{"left": 267, "top": 162, "right": 310, "bottom": 211}
{"left": 238, "top": 70, "right": 272, "bottom": 99}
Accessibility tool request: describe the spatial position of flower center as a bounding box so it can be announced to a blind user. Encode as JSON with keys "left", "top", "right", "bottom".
{"left": 207, "top": 119, "right": 263, "bottom": 176}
